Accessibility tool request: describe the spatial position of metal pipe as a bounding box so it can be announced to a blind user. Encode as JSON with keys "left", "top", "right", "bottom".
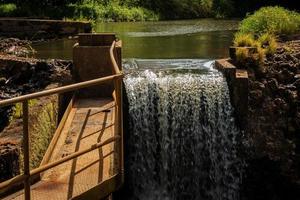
{"left": 23, "top": 101, "right": 30, "bottom": 200}
{"left": 0, "top": 175, "right": 27, "bottom": 191}
{"left": 0, "top": 137, "right": 120, "bottom": 191}
{"left": 0, "top": 74, "right": 123, "bottom": 107}
{"left": 30, "top": 136, "right": 120, "bottom": 176}
{"left": 0, "top": 40, "right": 125, "bottom": 196}
{"left": 110, "top": 41, "right": 121, "bottom": 75}
{"left": 119, "top": 80, "right": 124, "bottom": 183}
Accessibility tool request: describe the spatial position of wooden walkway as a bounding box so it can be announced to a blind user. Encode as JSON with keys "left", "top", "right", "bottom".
{"left": 5, "top": 98, "right": 119, "bottom": 200}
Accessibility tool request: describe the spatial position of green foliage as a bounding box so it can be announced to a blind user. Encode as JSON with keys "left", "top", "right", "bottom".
{"left": 67, "top": 1, "right": 159, "bottom": 22}
{"left": 235, "top": 47, "right": 265, "bottom": 69}
{"left": 0, "top": 3, "right": 17, "bottom": 17}
{"left": 10, "top": 100, "right": 38, "bottom": 120}
{"left": 0, "top": 0, "right": 238, "bottom": 21}
{"left": 233, "top": 33, "right": 277, "bottom": 68}
{"left": 29, "top": 101, "right": 57, "bottom": 169}
{"left": 213, "top": 0, "right": 234, "bottom": 18}
{"left": 257, "top": 33, "right": 277, "bottom": 55}
{"left": 235, "top": 48, "right": 249, "bottom": 64}
{"left": 232, "top": 7, "right": 295, "bottom": 68}
{"left": 19, "top": 98, "right": 58, "bottom": 171}
{"left": 239, "top": 6, "right": 300, "bottom": 36}
{"left": 233, "top": 33, "right": 257, "bottom": 47}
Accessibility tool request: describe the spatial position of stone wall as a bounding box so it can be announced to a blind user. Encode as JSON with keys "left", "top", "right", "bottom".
{"left": 216, "top": 40, "right": 300, "bottom": 199}
{"left": 0, "top": 18, "right": 92, "bottom": 39}
{"left": 0, "top": 143, "right": 19, "bottom": 183}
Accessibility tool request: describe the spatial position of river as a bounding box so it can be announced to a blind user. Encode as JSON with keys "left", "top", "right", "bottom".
{"left": 32, "top": 19, "right": 239, "bottom": 60}
{"left": 35, "top": 19, "right": 243, "bottom": 200}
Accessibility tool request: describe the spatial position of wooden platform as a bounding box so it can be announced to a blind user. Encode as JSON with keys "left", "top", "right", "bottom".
{"left": 5, "top": 98, "right": 118, "bottom": 200}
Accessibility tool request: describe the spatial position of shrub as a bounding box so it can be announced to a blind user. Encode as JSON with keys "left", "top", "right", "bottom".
{"left": 235, "top": 48, "right": 249, "bottom": 64}
{"left": 235, "top": 47, "right": 265, "bottom": 68}
{"left": 233, "top": 33, "right": 257, "bottom": 47}
{"left": 0, "top": 3, "right": 17, "bottom": 17}
{"left": 257, "top": 33, "right": 278, "bottom": 55}
{"left": 239, "top": 6, "right": 300, "bottom": 36}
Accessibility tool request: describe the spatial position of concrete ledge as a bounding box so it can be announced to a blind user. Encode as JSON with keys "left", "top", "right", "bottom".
{"left": 215, "top": 59, "right": 249, "bottom": 129}
{"left": 72, "top": 34, "right": 122, "bottom": 98}
{"left": 0, "top": 18, "right": 92, "bottom": 39}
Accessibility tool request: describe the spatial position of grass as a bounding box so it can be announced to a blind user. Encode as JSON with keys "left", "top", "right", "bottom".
{"left": 231, "top": 6, "right": 299, "bottom": 67}
{"left": 239, "top": 6, "right": 300, "bottom": 36}
{"left": 233, "top": 33, "right": 257, "bottom": 47}
{"left": 10, "top": 100, "right": 38, "bottom": 121}
{"left": 257, "top": 33, "right": 278, "bottom": 55}
{"left": 18, "top": 97, "right": 58, "bottom": 171}
{"left": 29, "top": 101, "right": 57, "bottom": 169}
{"left": 0, "top": 3, "right": 17, "bottom": 17}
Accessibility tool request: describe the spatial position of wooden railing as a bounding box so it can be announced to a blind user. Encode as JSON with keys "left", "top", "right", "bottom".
{"left": 0, "top": 41, "right": 124, "bottom": 200}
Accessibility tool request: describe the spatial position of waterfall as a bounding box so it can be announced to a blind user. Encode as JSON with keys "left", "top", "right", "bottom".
{"left": 123, "top": 59, "right": 242, "bottom": 200}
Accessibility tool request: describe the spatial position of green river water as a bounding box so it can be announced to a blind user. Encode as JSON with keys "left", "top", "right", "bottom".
{"left": 32, "top": 19, "right": 239, "bottom": 60}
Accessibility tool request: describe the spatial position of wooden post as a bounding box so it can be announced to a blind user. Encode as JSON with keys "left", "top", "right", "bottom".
{"left": 23, "top": 100, "right": 30, "bottom": 200}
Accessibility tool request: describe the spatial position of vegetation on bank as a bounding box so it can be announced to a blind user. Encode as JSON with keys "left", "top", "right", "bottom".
{"left": 233, "top": 6, "right": 300, "bottom": 67}
{"left": 239, "top": 6, "right": 300, "bottom": 36}
{"left": 66, "top": 1, "right": 159, "bottom": 22}
{"left": 0, "top": 0, "right": 299, "bottom": 22}
{"left": 0, "top": 3, "right": 16, "bottom": 17}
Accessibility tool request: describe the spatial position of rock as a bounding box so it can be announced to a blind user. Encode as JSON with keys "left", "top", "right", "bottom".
{"left": 0, "top": 143, "right": 20, "bottom": 182}
{"left": 0, "top": 77, "right": 6, "bottom": 85}
{"left": 294, "top": 52, "right": 300, "bottom": 59}
{"left": 279, "top": 69, "right": 295, "bottom": 84}
{"left": 251, "top": 81, "right": 265, "bottom": 90}
{"left": 293, "top": 79, "right": 300, "bottom": 91}
{"left": 285, "top": 54, "right": 294, "bottom": 61}
{"left": 36, "top": 61, "right": 50, "bottom": 71}
{"left": 250, "top": 90, "right": 263, "bottom": 105}
{"left": 280, "top": 62, "right": 291, "bottom": 69}
{"left": 274, "top": 55, "right": 282, "bottom": 61}
{"left": 286, "top": 90, "right": 298, "bottom": 104}
{"left": 266, "top": 78, "right": 279, "bottom": 92}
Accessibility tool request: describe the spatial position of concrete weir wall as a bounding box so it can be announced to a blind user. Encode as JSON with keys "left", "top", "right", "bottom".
{"left": 0, "top": 18, "right": 92, "bottom": 38}
{"left": 215, "top": 59, "right": 249, "bottom": 129}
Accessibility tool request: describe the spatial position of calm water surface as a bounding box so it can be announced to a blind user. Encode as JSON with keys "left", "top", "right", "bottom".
{"left": 33, "top": 19, "right": 239, "bottom": 60}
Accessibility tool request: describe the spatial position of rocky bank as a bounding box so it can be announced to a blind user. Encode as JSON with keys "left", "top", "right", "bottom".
{"left": 0, "top": 49, "right": 73, "bottom": 184}
{"left": 242, "top": 40, "right": 300, "bottom": 199}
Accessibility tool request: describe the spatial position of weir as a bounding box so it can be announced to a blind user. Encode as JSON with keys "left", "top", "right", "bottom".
{"left": 122, "top": 60, "right": 243, "bottom": 200}
{"left": 0, "top": 35, "right": 244, "bottom": 200}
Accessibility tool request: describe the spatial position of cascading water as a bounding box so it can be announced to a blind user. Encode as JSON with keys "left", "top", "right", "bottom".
{"left": 123, "top": 59, "right": 243, "bottom": 200}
